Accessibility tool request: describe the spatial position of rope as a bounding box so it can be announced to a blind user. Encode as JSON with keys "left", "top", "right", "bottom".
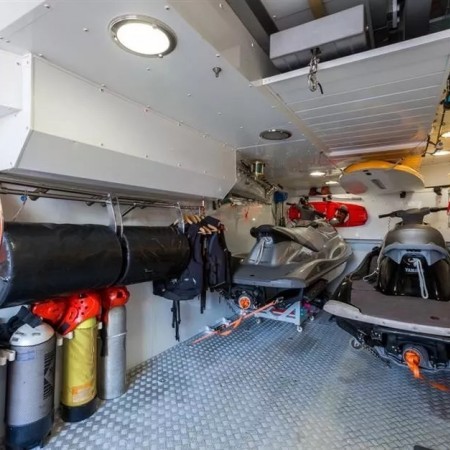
{"left": 363, "top": 269, "right": 378, "bottom": 282}
{"left": 404, "top": 351, "right": 450, "bottom": 392}
{"left": 253, "top": 237, "right": 271, "bottom": 264}
{"left": 192, "top": 300, "right": 277, "bottom": 345}
{"left": 10, "top": 194, "right": 28, "bottom": 222}
{"left": 412, "top": 258, "right": 429, "bottom": 299}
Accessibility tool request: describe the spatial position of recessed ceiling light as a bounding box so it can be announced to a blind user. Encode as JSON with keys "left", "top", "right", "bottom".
{"left": 110, "top": 15, "right": 176, "bottom": 57}
{"left": 310, "top": 171, "right": 326, "bottom": 177}
{"left": 434, "top": 149, "right": 450, "bottom": 156}
{"left": 325, "top": 180, "right": 339, "bottom": 185}
{"left": 441, "top": 131, "right": 450, "bottom": 138}
{"left": 259, "top": 129, "right": 292, "bottom": 140}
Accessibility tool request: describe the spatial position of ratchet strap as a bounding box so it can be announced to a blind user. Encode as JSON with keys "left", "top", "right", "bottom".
{"left": 192, "top": 300, "right": 277, "bottom": 345}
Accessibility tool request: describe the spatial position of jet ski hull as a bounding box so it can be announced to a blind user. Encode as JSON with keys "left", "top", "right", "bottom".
{"left": 229, "top": 221, "right": 352, "bottom": 310}
{"left": 326, "top": 241, "right": 450, "bottom": 370}
{"left": 233, "top": 257, "right": 349, "bottom": 289}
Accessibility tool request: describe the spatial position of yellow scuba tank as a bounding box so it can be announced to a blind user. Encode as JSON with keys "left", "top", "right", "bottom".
{"left": 32, "top": 291, "right": 102, "bottom": 423}
{"left": 61, "top": 317, "right": 98, "bottom": 421}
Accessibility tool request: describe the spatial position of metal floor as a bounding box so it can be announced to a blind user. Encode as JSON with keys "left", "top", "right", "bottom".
{"left": 47, "top": 314, "right": 450, "bottom": 450}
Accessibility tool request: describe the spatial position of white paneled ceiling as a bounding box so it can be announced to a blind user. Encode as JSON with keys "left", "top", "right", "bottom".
{"left": 259, "top": 30, "right": 450, "bottom": 168}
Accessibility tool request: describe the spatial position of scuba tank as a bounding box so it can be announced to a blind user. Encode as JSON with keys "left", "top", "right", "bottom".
{"left": 0, "top": 349, "right": 14, "bottom": 442}
{"left": 60, "top": 316, "right": 98, "bottom": 422}
{"left": 98, "top": 286, "right": 130, "bottom": 400}
{"left": 3, "top": 308, "right": 56, "bottom": 450}
{"left": 32, "top": 291, "right": 102, "bottom": 422}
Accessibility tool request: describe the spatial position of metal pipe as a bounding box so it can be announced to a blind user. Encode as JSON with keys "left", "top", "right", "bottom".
{"left": 0, "top": 186, "right": 202, "bottom": 211}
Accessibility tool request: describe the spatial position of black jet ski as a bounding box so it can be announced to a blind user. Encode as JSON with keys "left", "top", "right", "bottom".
{"left": 229, "top": 218, "right": 352, "bottom": 310}
{"left": 325, "top": 206, "right": 450, "bottom": 371}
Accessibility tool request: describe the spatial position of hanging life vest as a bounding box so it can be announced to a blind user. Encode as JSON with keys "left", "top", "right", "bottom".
{"left": 153, "top": 216, "right": 231, "bottom": 340}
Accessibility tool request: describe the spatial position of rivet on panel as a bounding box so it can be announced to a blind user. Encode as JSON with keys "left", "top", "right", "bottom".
{"left": 177, "top": 163, "right": 182, "bottom": 167}
{"left": 217, "top": 112, "right": 222, "bottom": 115}
{"left": 100, "top": 143, "right": 104, "bottom": 147}
{"left": 251, "top": 42, "right": 254, "bottom": 47}
{"left": 158, "top": 54, "right": 163, "bottom": 58}
{"left": 248, "top": 84, "right": 253, "bottom": 87}
{"left": 187, "top": 93, "right": 192, "bottom": 97}
{"left": 165, "top": 5, "right": 170, "bottom": 10}
{"left": 44, "top": 3, "right": 50, "bottom": 8}
{"left": 83, "top": 27, "right": 89, "bottom": 32}
{"left": 239, "top": 126, "right": 244, "bottom": 129}
{"left": 219, "top": 3, "right": 223, "bottom": 8}
{"left": 216, "top": 53, "right": 220, "bottom": 58}
{"left": 38, "top": 53, "right": 44, "bottom": 57}
{"left": 146, "top": 67, "right": 151, "bottom": 71}
{"left": 203, "top": 170, "right": 207, "bottom": 174}
{"left": 272, "top": 15, "right": 277, "bottom": 18}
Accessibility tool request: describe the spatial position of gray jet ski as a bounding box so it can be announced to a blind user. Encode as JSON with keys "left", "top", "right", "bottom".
{"left": 325, "top": 206, "right": 450, "bottom": 372}
{"left": 230, "top": 219, "right": 352, "bottom": 309}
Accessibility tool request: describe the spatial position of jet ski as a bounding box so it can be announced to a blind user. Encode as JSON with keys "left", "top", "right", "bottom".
{"left": 325, "top": 206, "right": 450, "bottom": 372}
{"left": 229, "top": 217, "right": 353, "bottom": 310}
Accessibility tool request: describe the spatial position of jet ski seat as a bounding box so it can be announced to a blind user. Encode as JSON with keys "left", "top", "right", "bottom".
{"left": 250, "top": 225, "right": 320, "bottom": 252}
{"left": 384, "top": 225, "right": 447, "bottom": 249}
{"left": 326, "top": 281, "right": 450, "bottom": 336}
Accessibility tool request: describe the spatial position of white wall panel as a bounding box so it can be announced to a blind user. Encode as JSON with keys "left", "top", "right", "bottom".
{"left": 0, "top": 194, "right": 275, "bottom": 368}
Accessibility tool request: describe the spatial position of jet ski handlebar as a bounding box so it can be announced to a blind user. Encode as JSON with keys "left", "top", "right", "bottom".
{"left": 378, "top": 207, "right": 448, "bottom": 223}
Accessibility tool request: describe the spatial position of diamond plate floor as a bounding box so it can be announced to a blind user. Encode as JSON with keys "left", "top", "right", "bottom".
{"left": 46, "top": 314, "right": 450, "bottom": 450}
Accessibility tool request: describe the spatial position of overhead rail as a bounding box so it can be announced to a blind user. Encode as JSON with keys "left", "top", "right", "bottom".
{"left": 0, "top": 175, "right": 204, "bottom": 214}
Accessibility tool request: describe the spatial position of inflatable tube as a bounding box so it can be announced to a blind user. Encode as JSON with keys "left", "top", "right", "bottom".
{"left": 0, "top": 223, "right": 123, "bottom": 308}
{"left": 117, "top": 226, "right": 189, "bottom": 285}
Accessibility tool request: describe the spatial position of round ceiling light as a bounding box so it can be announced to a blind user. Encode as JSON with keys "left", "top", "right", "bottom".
{"left": 310, "top": 171, "right": 326, "bottom": 177}
{"left": 110, "top": 15, "right": 176, "bottom": 57}
{"left": 259, "top": 129, "right": 292, "bottom": 140}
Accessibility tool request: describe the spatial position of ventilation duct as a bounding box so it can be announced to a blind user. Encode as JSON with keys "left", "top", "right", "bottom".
{"left": 270, "top": 5, "right": 368, "bottom": 71}
{"left": 0, "top": 51, "right": 236, "bottom": 200}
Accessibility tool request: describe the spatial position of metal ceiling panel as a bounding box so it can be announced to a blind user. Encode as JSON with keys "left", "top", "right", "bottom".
{"left": 0, "top": 0, "right": 292, "bottom": 151}
{"left": 259, "top": 30, "right": 450, "bottom": 161}
{"left": 238, "top": 139, "right": 336, "bottom": 189}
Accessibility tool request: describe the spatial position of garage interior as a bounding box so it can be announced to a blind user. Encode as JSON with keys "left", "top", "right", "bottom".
{"left": 1, "top": 0, "right": 450, "bottom": 449}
